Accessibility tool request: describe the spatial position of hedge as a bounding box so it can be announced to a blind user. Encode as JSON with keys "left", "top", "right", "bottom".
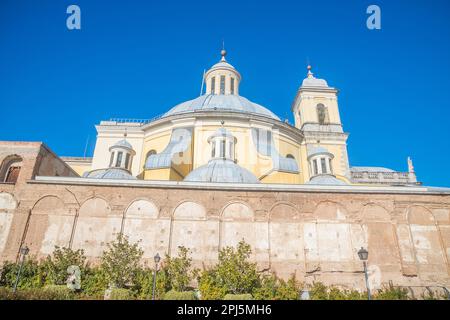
{"left": 163, "top": 290, "right": 197, "bottom": 300}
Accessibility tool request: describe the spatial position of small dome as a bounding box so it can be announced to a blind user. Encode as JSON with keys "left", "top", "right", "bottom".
{"left": 184, "top": 159, "right": 260, "bottom": 183}
{"left": 110, "top": 139, "right": 133, "bottom": 151}
{"left": 164, "top": 94, "right": 280, "bottom": 120}
{"left": 83, "top": 168, "right": 136, "bottom": 180}
{"left": 307, "top": 146, "right": 333, "bottom": 158}
{"left": 209, "top": 127, "right": 235, "bottom": 140}
{"left": 301, "top": 65, "right": 329, "bottom": 88}
{"left": 305, "top": 174, "right": 347, "bottom": 186}
{"left": 301, "top": 77, "right": 329, "bottom": 88}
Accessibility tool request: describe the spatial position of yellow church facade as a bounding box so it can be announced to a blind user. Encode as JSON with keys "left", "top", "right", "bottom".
{"left": 64, "top": 50, "right": 418, "bottom": 187}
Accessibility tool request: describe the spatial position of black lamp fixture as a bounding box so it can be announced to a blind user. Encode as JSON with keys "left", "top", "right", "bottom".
{"left": 357, "top": 247, "right": 368, "bottom": 261}
{"left": 152, "top": 253, "right": 161, "bottom": 300}
{"left": 357, "top": 247, "right": 371, "bottom": 300}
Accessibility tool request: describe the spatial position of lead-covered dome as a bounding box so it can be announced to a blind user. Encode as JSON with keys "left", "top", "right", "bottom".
{"left": 83, "top": 168, "right": 136, "bottom": 180}
{"left": 164, "top": 94, "right": 280, "bottom": 120}
{"left": 184, "top": 159, "right": 260, "bottom": 183}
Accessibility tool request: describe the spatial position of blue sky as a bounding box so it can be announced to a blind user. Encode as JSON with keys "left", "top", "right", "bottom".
{"left": 1, "top": 0, "right": 449, "bottom": 187}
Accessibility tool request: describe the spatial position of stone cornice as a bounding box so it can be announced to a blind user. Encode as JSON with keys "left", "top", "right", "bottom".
{"left": 31, "top": 176, "right": 450, "bottom": 196}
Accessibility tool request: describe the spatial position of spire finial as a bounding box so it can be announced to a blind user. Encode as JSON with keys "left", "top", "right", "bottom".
{"left": 307, "top": 64, "right": 314, "bottom": 78}
{"left": 221, "top": 40, "right": 227, "bottom": 61}
{"left": 407, "top": 156, "right": 415, "bottom": 173}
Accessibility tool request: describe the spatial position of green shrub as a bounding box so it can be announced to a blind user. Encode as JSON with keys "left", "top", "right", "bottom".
{"left": 42, "top": 284, "right": 74, "bottom": 300}
{"left": 0, "top": 259, "right": 47, "bottom": 289}
{"left": 133, "top": 267, "right": 169, "bottom": 300}
{"left": 374, "top": 283, "right": 410, "bottom": 300}
{"left": 223, "top": 293, "right": 253, "bottom": 300}
{"left": 0, "top": 286, "right": 75, "bottom": 300}
{"left": 198, "top": 270, "right": 226, "bottom": 300}
{"left": 308, "top": 282, "right": 365, "bottom": 300}
{"left": 43, "top": 246, "right": 86, "bottom": 285}
{"left": 81, "top": 267, "right": 109, "bottom": 297}
{"left": 163, "top": 290, "right": 197, "bottom": 300}
{"left": 101, "top": 234, "right": 144, "bottom": 288}
{"left": 215, "top": 240, "right": 260, "bottom": 295}
{"left": 165, "top": 246, "right": 196, "bottom": 292}
{"left": 109, "top": 288, "right": 134, "bottom": 300}
{"left": 309, "top": 282, "right": 329, "bottom": 300}
{"left": 276, "top": 276, "right": 301, "bottom": 300}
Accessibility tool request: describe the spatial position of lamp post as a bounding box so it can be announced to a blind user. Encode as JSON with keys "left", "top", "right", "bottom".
{"left": 357, "top": 247, "right": 371, "bottom": 300}
{"left": 152, "top": 253, "right": 161, "bottom": 300}
{"left": 13, "top": 245, "right": 29, "bottom": 293}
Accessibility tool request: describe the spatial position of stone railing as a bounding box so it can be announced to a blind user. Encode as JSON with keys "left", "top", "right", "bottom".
{"left": 350, "top": 170, "right": 418, "bottom": 185}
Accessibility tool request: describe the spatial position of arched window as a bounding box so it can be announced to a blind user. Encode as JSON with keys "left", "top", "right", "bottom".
{"left": 115, "top": 152, "right": 123, "bottom": 167}
{"left": 146, "top": 150, "right": 157, "bottom": 161}
{"left": 230, "top": 77, "right": 235, "bottom": 94}
{"left": 286, "top": 154, "right": 295, "bottom": 159}
{"left": 211, "top": 77, "right": 216, "bottom": 94}
{"left": 317, "top": 103, "right": 329, "bottom": 125}
{"left": 220, "top": 75, "right": 225, "bottom": 94}
{"left": 0, "top": 155, "right": 23, "bottom": 184}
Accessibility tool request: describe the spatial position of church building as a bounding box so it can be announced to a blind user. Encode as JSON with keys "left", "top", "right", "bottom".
{"left": 0, "top": 50, "right": 449, "bottom": 293}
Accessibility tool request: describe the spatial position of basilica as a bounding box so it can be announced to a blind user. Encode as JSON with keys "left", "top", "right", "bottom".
{"left": 0, "top": 50, "right": 449, "bottom": 293}
{"left": 65, "top": 49, "right": 418, "bottom": 186}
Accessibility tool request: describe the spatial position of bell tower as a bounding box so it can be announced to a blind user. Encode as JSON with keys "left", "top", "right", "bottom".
{"left": 291, "top": 65, "right": 350, "bottom": 182}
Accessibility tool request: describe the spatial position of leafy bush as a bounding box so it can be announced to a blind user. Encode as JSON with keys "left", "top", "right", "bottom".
{"left": 276, "top": 276, "right": 301, "bottom": 300}
{"left": 42, "top": 284, "right": 75, "bottom": 300}
{"left": 101, "top": 234, "right": 144, "bottom": 288}
{"left": 163, "top": 290, "right": 197, "bottom": 300}
{"left": 109, "top": 288, "right": 134, "bottom": 300}
{"left": 133, "top": 267, "right": 169, "bottom": 300}
{"left": 374, "top": 283, "right": 410, "bottom": 300}
{"left": 223, "top": 293, "right": 254, "bottom": 300}
{"left": 165, "top": 246, "right": 195, "bottom": 292}
{"left": 81, "top": 267, "right": 109, "bottom": 298}
{"left": 0, "top": 259, "right": 47, "bottom": 289}
{"left": 215, "top": 240, "right": 260, "bottom": 295}
{"left": 309, "top": 282, "right": 365, "bottom": 300}
{"left": 0, "top": 286, "right": 75, "bottom": 300}
{"left": 43, "top": 246, "right": 86, "bottom": 285}
{"left": 198, "top": 269, "right": 226, "bottom": 300}
{"left": 253, "top": 274, "right": 300, "bottom": 300}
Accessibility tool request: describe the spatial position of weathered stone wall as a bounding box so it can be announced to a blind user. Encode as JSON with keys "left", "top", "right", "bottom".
{"left": 1, "top": 181, "right": 449, "bottom": 291}
{"left": 0, "top": 142, "right": 449, "bottom": 291}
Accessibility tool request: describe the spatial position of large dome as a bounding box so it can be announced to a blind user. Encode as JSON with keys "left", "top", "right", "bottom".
{"left": 164, "top": 94, "right": 280, "bottom": 120}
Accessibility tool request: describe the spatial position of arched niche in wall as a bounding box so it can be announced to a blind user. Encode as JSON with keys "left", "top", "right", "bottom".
{"left": 170, "top": 201, "right": 217, "bottom": 265}
{"left": 268, "top": 202, "right": 302, "bottom": 276}
{"left": 407, "top": 206, "right": 447, "bottom": 278}
{"left": 122, "top": 199, "right": 166, "bottom": 260}
{"left": 25, "top": 195, "right": 74, "bottom": 257}
{"left": 220, "top": 202, "right": 268, "bottom": 265}
{"left": 313, "top": 201, "right": 347, "bottom": 221}
{"left": 361, "top": 203, "right": 398, "bottom": 287}
{"left": 307, "top": 201, "right": 353, "bottom": 272}
{"left": 0, "top": 192, "right": 17, "bottom": 256}
{"left": 72, "top": 197, "right": 119, "bottom": 258}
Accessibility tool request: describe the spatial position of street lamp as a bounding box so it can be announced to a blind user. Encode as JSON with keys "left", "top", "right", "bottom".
{"left": 152, "top": 253, "right": 161, "bottom": 300}
{"left": 13, "top": 245, "right": 29, "bottom": 293}
{"left": 357, "top": 247, "right": 371, "bottom": 300}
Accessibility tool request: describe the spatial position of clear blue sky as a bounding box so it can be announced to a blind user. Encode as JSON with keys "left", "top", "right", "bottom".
{"left": 1, "top": 0, "right": 449, "bottom": 187}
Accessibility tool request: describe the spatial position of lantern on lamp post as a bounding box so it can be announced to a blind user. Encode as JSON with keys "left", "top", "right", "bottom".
{"left": 13, "top": 245, "right": 29, "bottom": 293}
{"left": 152, "top": 253, "right": 161, "bottom": 300}
{"left": 357, "top": 247, "right": 371, "bottom": 300}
